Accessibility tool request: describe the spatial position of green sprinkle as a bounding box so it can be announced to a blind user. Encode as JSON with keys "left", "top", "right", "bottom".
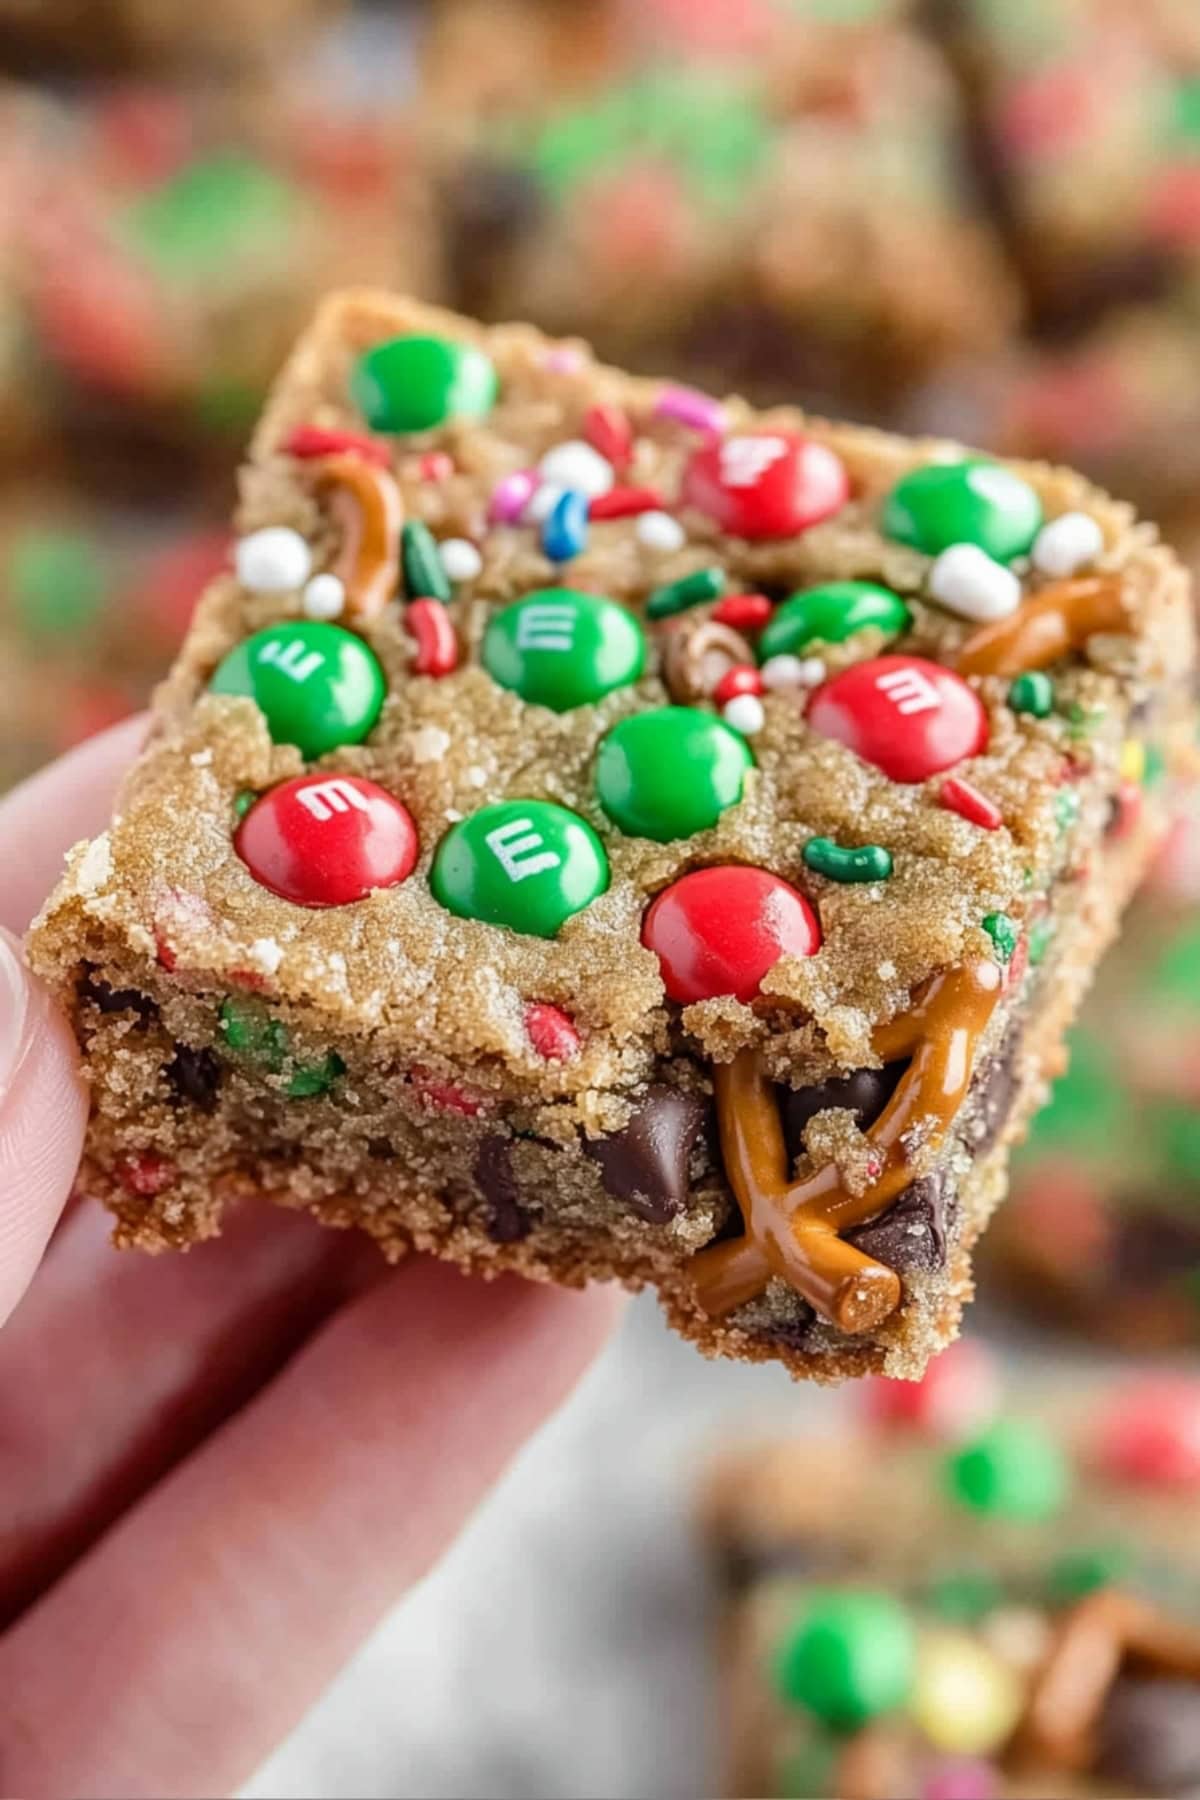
{"left": 803, "top": 838, "right": 893, "bottom": 884}
{"left": 982, "top": 911, "right": 1017, "bottom": 963}
{"left": 1065, "top": 700, "right": 1105, "bottom": 740}
{"left": 1055, "top": 788, "right": 1080, "bottom": 833}
{"left": 1046, "top": 1543, "right": 1132, "bottom": 1606}
{"left": 1008, "top": 671, "right": 1054, "bottom": 717}
{"left": 1143, "top": 743, "right": 1166, "bottom": 787}
{"left": 1028, "top": 916, "right": 1055, "bottom": 966}
{"left": 401, "top": 519, "right": 451, "bottom": 603}
{"left": 646, "top": 566, "right": 724, "bottom": 620}
{"left": 233, "top": 789, "right": 257, "bottom": 821}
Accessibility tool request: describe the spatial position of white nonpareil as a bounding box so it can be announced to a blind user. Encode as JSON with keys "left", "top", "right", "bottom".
{"left": 928, "top": 543, "right": 1021, "bottom": 622}
{"left": 537, "top": 440, "right": 614, "bottom": 499}
{"left": 235, "top": 527, "right": 313, "bottom": 594}
{"left": 302, "top": 573, "right": 346, "bottom": 621}
{"left": 1031, "top": 512, "right": 1104, "bottom": 579}
{"left": 439, "top": 537, "right": 483, "bottom": 584}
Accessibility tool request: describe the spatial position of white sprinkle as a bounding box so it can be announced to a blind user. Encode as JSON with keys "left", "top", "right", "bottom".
{"left": 525, "top": 483, "right": 565, "bottom": 524}
{"left": 465, "top": 764, "right": 488, "bottom": 787}
{"left": 1032, "top": 511, "right": 1104, "bottom": 578}
{"left": 928, "top": 542, "right": 1021, "bottom": 622}
{"left": 190, "top": 748, "right": 214, "bottom": 767}
{"left": 722, "top": 694, "right": 765, "bottom": 736}
{"left": 409, "top": 725, "right": 452, "bottom": 764}
{"left": 761, "top": 654, "right": 825, "bottom": 691}
{"left": 301, "top": 572, "right": 345, "bottom": 620}
{"left": 77, "top": 832, "right": 112, "bottom": 894}
{"left": 248, "top": 937, "right": 283, "bottom": 976}
{"left": 538, "top": 440, "right": 614, "bottom": 499}
{"left": 635, "top": 510, "right": 686, "bottom": 553}
{"left": 235, "top": 526, "right": 312, "bottom": 595}
{"left": 439, "top": 537, "right": 483, "bottom": 584}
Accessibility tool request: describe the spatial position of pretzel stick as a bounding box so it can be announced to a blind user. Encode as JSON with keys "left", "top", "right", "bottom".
{"left": 319, "top": 453, "right": 404, "bottom": 622}
{"left": 689, "top": 960, "right": 1002, "bottom": 1330}
{"left": 956, "top": 575, "right": 1127, "bottom": 679}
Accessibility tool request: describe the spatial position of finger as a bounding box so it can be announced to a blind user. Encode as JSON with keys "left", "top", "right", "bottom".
{"left": 0, "top": 1263, "right": 623, "bottom": 1800}
{"left": 1, "top": 714, "right": 146, "bottom": 934}
{"left": 0, "top": 1199, "right": 382, "bottom": 1625}
{"left": 0, "top": 930, "right": 87, "bottom": 1329}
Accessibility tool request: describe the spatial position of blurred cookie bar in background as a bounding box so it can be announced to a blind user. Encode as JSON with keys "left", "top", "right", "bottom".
{"left": 703, "top": 1344, "right": 1200, "bottom": 1799}
{"left": 0, "top": 0, "right": 342, "bottom": 74}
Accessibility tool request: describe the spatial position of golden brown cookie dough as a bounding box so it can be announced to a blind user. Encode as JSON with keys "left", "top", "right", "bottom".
{"left": 29, "top": 291, "right": 1196, "bottom": 1380}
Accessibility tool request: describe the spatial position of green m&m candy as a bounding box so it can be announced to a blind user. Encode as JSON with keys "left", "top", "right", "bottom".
{"left": 219, "top": 996, "right": 345, "bottom": 1099}
{"left": 774, "top": 1590, "right": 916, "bottom": 1731}
{"left": 883, "top": 459, "right": 1043, "bottom": 561}
{"left": 946, "top": 1418, "right": 1071, "bottom": 1522}
{"left": 483, "top": 589, "right": 645, "bottom": 711}
{"left": 351, "top": 333, "right": 498, "bottom": 435}
{"left": 210, "top": 621, "right": 385, "bottom": 760}
{"left": 758, "top": 580, "right": 910, "bottom": 660}
{"left": 595, "top": 706, "right": 752, "bottom": 842}
{"left": 431, "top": 799, "right": 609, "bottom": 938}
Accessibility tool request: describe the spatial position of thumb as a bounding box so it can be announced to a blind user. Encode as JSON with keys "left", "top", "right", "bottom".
{"left": 0, "top": 928, "right": 87, "bottom": 1327}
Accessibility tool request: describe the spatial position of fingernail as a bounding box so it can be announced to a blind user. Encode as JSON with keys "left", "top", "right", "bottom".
{"left": 0, "top": 928, "right": 33, "bottom": 1102}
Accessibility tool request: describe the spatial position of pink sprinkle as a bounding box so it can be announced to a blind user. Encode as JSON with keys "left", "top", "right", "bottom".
{"left": 542, "top": 345, "right": 586, "bottom": 374}
{"left": 489, "top": 469, "right": 538, "bottom": 524}
{"left": 654, "top": 384, "right": 726, "bottom": 437}
{"left": 589, "top": 485, "right": 663, "bottom": 520}
{"left": 525, "top": 1003, "right": 581, "bottom": 1061}
{"left": 418, "top": 450, "right": 455, "bottom": 482}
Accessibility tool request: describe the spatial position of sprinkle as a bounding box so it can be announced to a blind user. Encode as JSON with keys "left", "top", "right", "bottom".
{"left": 538, "top": 439, "right": 614, "bottom": 500}
{"left": 525, "top": 1002, "right": 581, "bottom": 1061}
{"left": 762, "top": 653, "right": 824, "bottom": 690}
{"left": 714, "top": 664, "right": 763, "bottom": 705}
{"left": 235, "top": 526, "right": 312, "bottom": 595}
{"left": 583, "top": 403, "right": 633, "bottom": 470}
{"left": 302, "top": 572, "right": 346, "bottom": 620}
{"left": 1055, "top": 788, "right": 1080, "bottom": 832}
{"left": 408, "top": 724, "right": 452, "bottom": 764}
{"left": 417, "top": 450, "right": 455, "bottom": 482}
{"left": 542, "top": 489, "right": 589, "bottom": 562}
{"left": 722, "top": 694, "right": 765, "bottom": 736}
{"left": 1028, "top": 916, "right": 1055, "bottom": 964}
{"left": 284, "top": 423, "right": 390, "bottom": 467}
{"left": 1008, "top": 671, "right": 1054, "bottom": 717}
{"left": 439, "top": 537, "right": 483, "bottom": 584}
{"left": 713, "top": 592, "right": 772, "bottom": 631}
{"left": 647, "top": 566, "right": 724, "bottom": 620}
{"left": 928, "top": 543, "right": 1021, "bottom": 622}
{"left": 982, "top": 911, "right": 1018, "bottom": 963}
{"left": 634, "top": 509, "right": 687, "bottom": 552}
{"left": 401, "top": 519, "right": 451, "bottom": 603}
{"left": 1119, "top": 738, "right": 1146, "bottom": 783}
{"left": 590, "top": 486, "right": 664, "bottom": 520}
{"left": 489, "top": 469, "right": 537, "bottom": 524}
{"left": 407, "top": 597, "right": 458, "bottom": 676}
{"left": 940, "top": 775, "right": 1002, "bottom": 831}
{"left": 248, "top": 936, "right": 284, "bottom": 976}
{"left": 654, "top": 383, "right": 726, "bottom": 437}
{"left": 542, "top": 344, "right": 586, "bottom": 374}
{"left": 233, "top": 789, "right": 257, "bottom": 820}
{"left": 1032, "top": 511, "right": 1104, "bottom": 578}
{"left": 803, "top": 837, "right": 893, "bottom": 883}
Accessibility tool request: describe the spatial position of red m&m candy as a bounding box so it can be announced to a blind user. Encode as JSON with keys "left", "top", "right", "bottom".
{"left": 807, "top": 656, "right": 988, "bottom": 785}
{"left": 1093, "top": 1377, "right": 1200, "bottom": 1490}
{"left": 642, "top": 865, "right": 821, "bottom": 1004}
{"left": 862, "top": 1340, "right": 1000, "bottom": 1444}
{"left": 236, "top": 774, "right": 418, "bottom": 908}
{"left": 682, "top": 430, "right": 849, "bottom": 540}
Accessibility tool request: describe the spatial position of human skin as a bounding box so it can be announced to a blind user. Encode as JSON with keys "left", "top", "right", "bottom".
{"left": 0, "top": 718, "right": 622, "bottom": 1799}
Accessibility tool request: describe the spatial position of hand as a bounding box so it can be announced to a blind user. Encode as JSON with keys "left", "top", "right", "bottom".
{"left": 0, "top": 721, "right": 622, "bottom": 1800}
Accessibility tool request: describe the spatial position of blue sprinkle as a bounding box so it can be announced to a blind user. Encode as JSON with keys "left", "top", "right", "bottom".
{"left": 542, "top": 489, "right": 589, "bottom": 563}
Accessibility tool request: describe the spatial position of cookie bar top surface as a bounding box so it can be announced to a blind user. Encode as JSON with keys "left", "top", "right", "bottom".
{"left": 47, "top": 290, "right": 1189, "bottom": 1106}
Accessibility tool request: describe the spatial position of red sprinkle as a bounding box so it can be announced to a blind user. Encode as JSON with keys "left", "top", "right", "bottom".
{"left": 409, "top": 1068, "right": 487, "bottom": 1117}
{"left": 407, "top": 598, "right": 459, "bottom": 677}
{"left": 285, "top": 424, "right": 391, "bottom": 468}
{"left": 1107, "top": 778, "right": 1142, "bottom": 842}
{"left": 939, "top": 775, "right": 1002, "bottom": 832}
{"left": 712, "top": 593, "right": 772, "bottom": 632}
{"left": 525, "top": 1003, "right": 581, "bottom": 1061}
{"left": 589, "top": 485, "right": 663, "bottom": 520}
{"left": 714, "top": 664, "right": 763, "bottom": 705}
{"left": 1006, "top": 931, "right": 1029, "bottom": 992}
{"left": 417, "top": 450, "right": 455, "bottom": 482}
{"left": 117, "top": 1152, "right": 177, "bottom": 1197}
{"left": 584, "top": 402, "right": 633, "bottom": 471}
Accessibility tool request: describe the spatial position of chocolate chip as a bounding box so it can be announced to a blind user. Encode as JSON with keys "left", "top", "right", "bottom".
{"left": 1097, "top": 1676, "right": 1200, "bottom": 1795}
{"left": 475, "top": 1135, "right": 530, "bottom": 1244}
{"left": 846, "top": 1170, "right": 954, "bottom": 1275}
{"left": 78, "top": 972, "right": 159, "bottom": 1024}
{"left": 751, "top": 1301, "right": 820, "bottom": 1352}
{"left": 443, "top": 158, "right": 543, "bottom": 313}
{"left": 781, "top": 1064, "right": 904, "bottom": 1164}
{"left": 584, "top": 1086, "right": 710, "bottom": 1224}
{"left": 964, "top": 1033, "right": 1019, "bottom": 1157}
{"left": 164, "top": 1044, "right": 222, "bottom": 1113}
{"left": 1116, "top": 1206, "right": 1200, "bottom": 1286}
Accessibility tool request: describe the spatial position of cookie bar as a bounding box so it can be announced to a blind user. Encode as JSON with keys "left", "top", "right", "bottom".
{"left": 29, "top": 290, "right": 1195, "bottom": 1381}
{"left": 24, "top": 86, "right": 439, "bottom": 492}
{"left": 425, "top": 0, "right": 1016, "bottom": 415}
{"left": 985, "top": 804, "right": 1200, "bottom": 1350}
{"left": 704, "top": 1346, "right": 1200, "bottom": 1798}
{"left": 0, "top": 0, "right": 338, "bottom": 72}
